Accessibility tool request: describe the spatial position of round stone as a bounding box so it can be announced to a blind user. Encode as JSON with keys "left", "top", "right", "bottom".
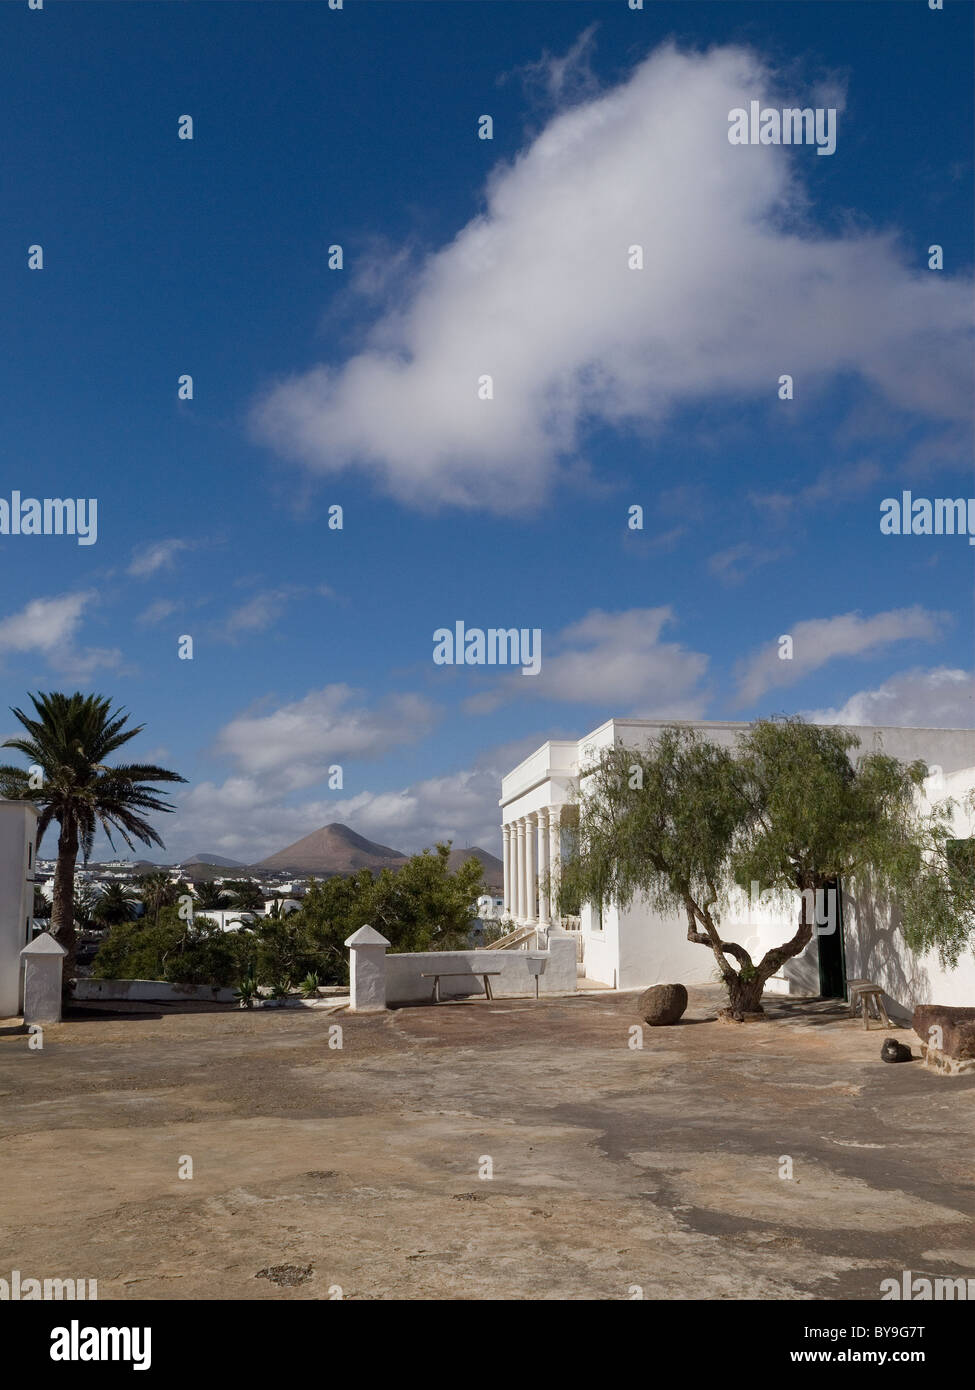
{"left": 638, "top": 983, "right": 688, "bottom": 1026}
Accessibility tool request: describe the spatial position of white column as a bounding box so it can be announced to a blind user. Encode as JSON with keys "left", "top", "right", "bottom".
{"left": 344, "top": 925, "right": 389, "bottom": 1012}
{"left": 502, "top": 824, "right": 512, "bottom": 916}
{"left": 515, "top": 819, "right": 526, "bottom": 922}
{"left": 20, "top": 932, "right": 67, "bottom": 1025}
{"left": 525, "top": 813, "right": 537, "bottom": 923}
{"left": 548, "top": 806, "right": 561, "bottom": 925}
{"left": 537, "top": 807, "right": 551, "bottom": 926}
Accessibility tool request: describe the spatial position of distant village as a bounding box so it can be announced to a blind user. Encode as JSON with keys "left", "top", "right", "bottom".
{"left": 31, "top": 821, "right": 505, "bottom": 971}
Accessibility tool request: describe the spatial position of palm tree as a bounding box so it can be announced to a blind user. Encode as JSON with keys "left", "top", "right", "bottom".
{"left": 222, "top": 878, "right": 265, "bottom": 911}
{"left": 192, "top": 880, "right": 228, "bottom": 911}
{"left": 138, "top": 871, "right": 187, "bottom": 925}
{"left": 92, "top": 881, "right": 140, "bottom": 928}
{"left": 0, "top": 691, "right": 186, "bottom": 977}
{"left": 72, "top": 885, "right": 102, "bottom": 932}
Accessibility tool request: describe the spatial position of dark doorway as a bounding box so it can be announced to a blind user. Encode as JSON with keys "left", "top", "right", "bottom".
{"left": 817, "top": 876, "right": 847, "bottom": 999}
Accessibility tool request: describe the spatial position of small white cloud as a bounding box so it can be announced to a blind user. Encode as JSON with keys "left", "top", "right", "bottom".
{"left": 137, "top": 599, "right": 179, "bottom": 626}
{"left": 219, "top": 590, "right": 292, "bottom": 639}
{"left": 0, "top": 591, "right": 121, "bottom": 677}
{"left": 749, "top": 460, "right": 882, "bottom": 520}
{"left": 129, "top": 539, "right": 190, "bottom": 578}
{"left": 0, "top": 592, "right": 91, "bottom": 655}
{"left": 708, "top": 542, "right": 784, "bottom": 585}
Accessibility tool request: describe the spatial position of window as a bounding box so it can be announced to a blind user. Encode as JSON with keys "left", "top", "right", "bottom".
{"left": 27, "top": 841, "right": 33, "bottom": 870}
{"left": 947, "top": 838, "right": 975, "bottom": 891}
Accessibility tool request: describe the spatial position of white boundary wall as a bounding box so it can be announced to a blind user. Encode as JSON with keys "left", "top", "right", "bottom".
{"left": 384, "top": 934, "right": 577, "bottom": 1005}
{"left": 74, "top": 978, "right": 237, "bottom": 1003}
{"left": 0, "top": 802, "right": 37, "bottom": 1018}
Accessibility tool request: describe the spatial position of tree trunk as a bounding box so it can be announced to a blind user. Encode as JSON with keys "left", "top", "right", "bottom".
{"left": 724, "top": 972, "right": 766, "bottom": 1018}
{"left": 752, "top": 881, "right": 818, "bottom": 992}
{"left": 50, "top": 820, "right": 79, "bottom": 991}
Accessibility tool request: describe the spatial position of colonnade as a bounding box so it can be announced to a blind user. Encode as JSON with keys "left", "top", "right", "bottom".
{"left": 501, "top": 806, "right": 561, "bottom": 927}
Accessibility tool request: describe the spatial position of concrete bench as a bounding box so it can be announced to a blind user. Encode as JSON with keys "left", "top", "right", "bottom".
{"left": 419, "top": 971, "right": 501, "bottom": 1004}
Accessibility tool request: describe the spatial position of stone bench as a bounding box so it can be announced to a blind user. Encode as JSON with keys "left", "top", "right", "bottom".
{"left": 913, "top": 1005, "right": 975, "bottom": 1076}
{"left": 420, "top": 971, "right": 501, "bottom": 1004}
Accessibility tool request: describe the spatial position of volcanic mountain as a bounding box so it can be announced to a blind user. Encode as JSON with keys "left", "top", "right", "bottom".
{"left": 251, "top": 823, "right": 409, "bottom": 875}
{"left": 182, "top": 853, "right": 245, "bottom": 869}
{"left": 446, "top": 845, "right": 504, "bottom": 889}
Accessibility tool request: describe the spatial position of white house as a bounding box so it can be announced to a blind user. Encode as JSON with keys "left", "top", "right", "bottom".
{"left": 500, "top": 720, "right": 975, "bottom": 1015}
{"left": 0, "top": 801, "right": 39, "bottom": 1018}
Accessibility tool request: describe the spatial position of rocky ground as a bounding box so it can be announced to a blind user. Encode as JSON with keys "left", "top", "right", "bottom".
{"left": 1, "top": 986, "right": 973, "bottom": 1301}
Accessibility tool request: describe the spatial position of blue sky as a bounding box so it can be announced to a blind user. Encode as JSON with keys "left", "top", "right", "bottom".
{"left": 1, "top": 0, "right": 972, "bottom": 863}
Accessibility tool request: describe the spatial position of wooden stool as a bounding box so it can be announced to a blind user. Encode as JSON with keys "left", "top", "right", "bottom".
{"left": 847, "top": 980, "right": 891, "bottom": 1030}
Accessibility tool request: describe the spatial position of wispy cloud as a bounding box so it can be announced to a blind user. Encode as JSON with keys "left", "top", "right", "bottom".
{"left": 137, "top": 599, "right": 179, "bottom": 626}
{"left": 749, "top": 460, "right": 882, "bottom": 519}
{"left": 708, "top": 542, "right": 784, "bottom": 585}
{"left": 213, "top": 584, "right": 334, "bottom": 643}
{"left": 128, "top": 539, "right": 192, "bottom": 578}
{"left": 734, "top": 606, "right": 949, "bottom": 706}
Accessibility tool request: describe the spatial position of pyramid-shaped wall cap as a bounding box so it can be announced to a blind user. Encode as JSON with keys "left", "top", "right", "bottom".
{"left": 344, "top": 924, "right": 390, "bottom": 949}
{"left": 21, "top": 931, "right": 68, "bottom": 957}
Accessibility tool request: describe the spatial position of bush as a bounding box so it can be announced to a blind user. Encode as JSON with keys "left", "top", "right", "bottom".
{"left": 93, "top": 906, "right": 256, "bottom": 987}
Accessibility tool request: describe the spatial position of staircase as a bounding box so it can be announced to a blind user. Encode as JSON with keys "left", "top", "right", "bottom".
{"left": 483, "top": 924, "right": 538, "bottom": 951}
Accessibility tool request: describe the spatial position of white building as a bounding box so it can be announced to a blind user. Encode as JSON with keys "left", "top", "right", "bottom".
{"left": 0, "top": 801, "right": 39, "bottom": 1018}
{"left": 500, "top": 720, "right": 975, "bottom": 1015}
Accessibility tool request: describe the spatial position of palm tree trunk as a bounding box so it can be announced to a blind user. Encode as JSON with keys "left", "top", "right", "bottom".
{"left": 51, "top": 819, "right": 79, "bottom": 986}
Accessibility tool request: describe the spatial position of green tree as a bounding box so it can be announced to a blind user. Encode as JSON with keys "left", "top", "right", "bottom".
{"left": 93, "top": 905, "right": 255, "bottom": 988}
{"left": 92, "top": 881, "right": 140, "bottom": 928}
{"left": 0, "top": 692, "right": 185, "bottom": 979}
{"left": 367, "top": 844, "right": 484, "bottom": 951}
{"left": 192, "top": 880, "right": 228, "bottom": 911}
{"left": 137, "top": 871, "right": 185, "bottom": 925}
{"left": 259, "top": 845, "right": 487, "bottom": 986}
{"left": 72, "top": 885, "right": 103, "bottom": 933}
{"left": 221, "top": 879, "right": 265, "bottom": 911}
{"left": 571, "top": 719, "right": 974, "bottom": 1020}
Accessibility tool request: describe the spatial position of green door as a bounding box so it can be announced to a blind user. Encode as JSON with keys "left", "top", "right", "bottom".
{"left": 817, "top": 876, "right": 847, "bottom": 999}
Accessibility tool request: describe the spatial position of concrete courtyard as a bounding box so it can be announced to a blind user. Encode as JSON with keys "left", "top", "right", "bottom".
{"left": 1, "top": 986, "right": 973, "bottom": 1301}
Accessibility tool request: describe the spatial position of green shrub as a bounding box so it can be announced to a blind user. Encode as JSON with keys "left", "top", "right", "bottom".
{"left": 93, "top": 906, "right": 256, "bottom": 987}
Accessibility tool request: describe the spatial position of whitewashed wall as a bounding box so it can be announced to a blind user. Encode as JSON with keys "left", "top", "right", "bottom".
{"left": 842, "top": 766, "right": 975, "bottom": 1014}
{"left": 385, "top": 936, "right": 577, "bottom": 1005}
{"left": 74, "top": 978, "right": 236, "bottom": 1003}
{"left": 0, "top": 802, "right": 37, "bottom": 1019}
{"left": 582, "top": 887, "right": 819, "bottom": 994}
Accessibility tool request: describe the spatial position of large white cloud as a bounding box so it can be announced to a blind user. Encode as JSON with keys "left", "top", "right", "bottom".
{"left": 464, "top": 606, "right": 709, "bottom": 716}
{"left": 252, "top": 41, "right": 971, "bottom": 512}
{"left": 163, "top": 747, "right": 527, "bottom": 865}
{"left": 213, "top": 683, "right": 440, "bottom": 793}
